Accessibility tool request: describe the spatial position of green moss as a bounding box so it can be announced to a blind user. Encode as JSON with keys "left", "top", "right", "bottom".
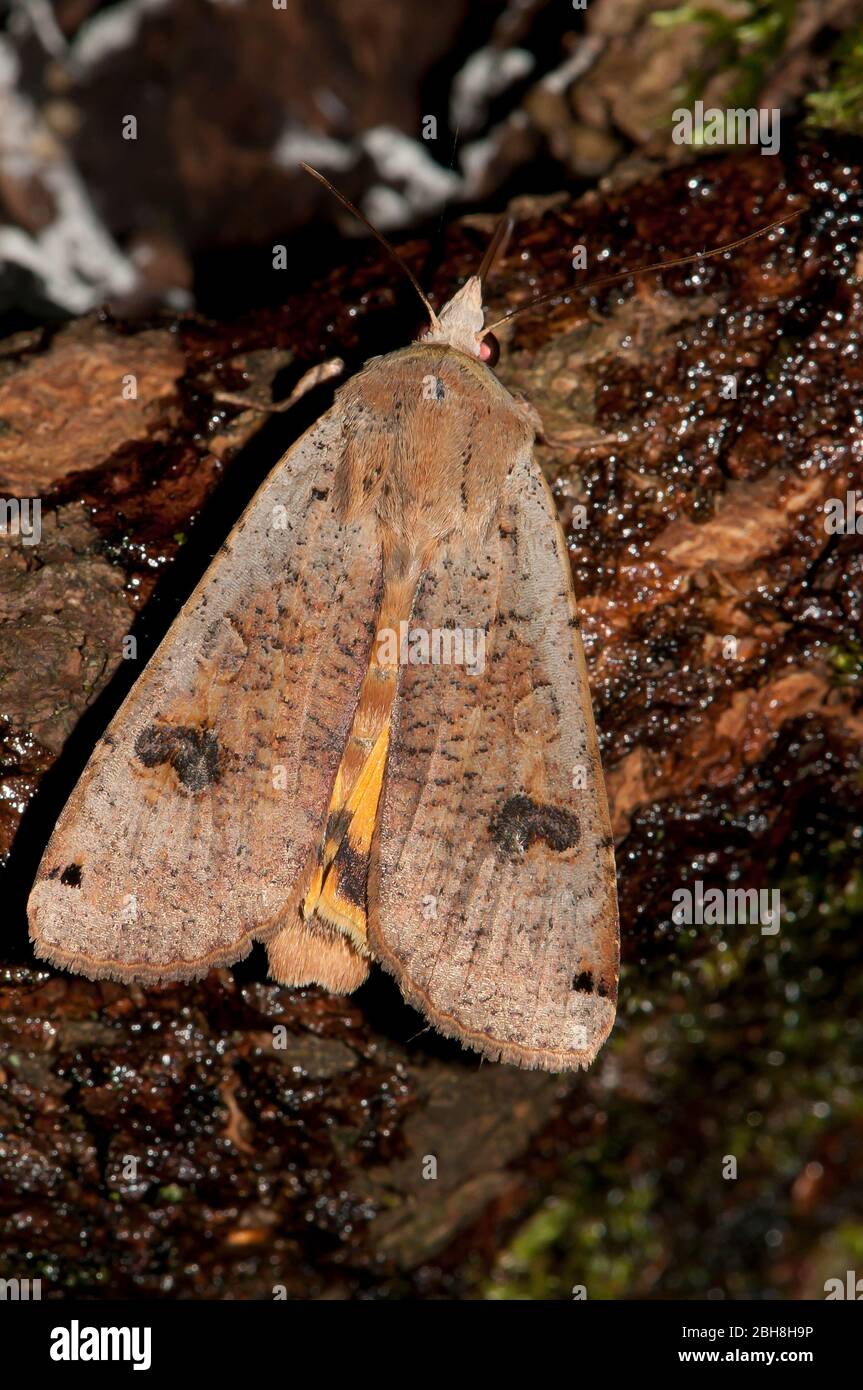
{"left": 157, "top": 1183, "right": 186, "bottom": 1203}
{"left": 650, "top": 4, "right": 863, "bottom": 140}
{"left": 827, "top": 640, "right": 863, "bottom": 686}
{"left": 806, "top": 27, "right": 863, "bottom": 135}
{"left": 485, "top": 819, "right": 863, "bottom": 1300}
{"left": 834, "top": 1223, "right": 863, "bottom": 1262}
{"left": 652, "top": 1, "right": 796, "bottom": 115}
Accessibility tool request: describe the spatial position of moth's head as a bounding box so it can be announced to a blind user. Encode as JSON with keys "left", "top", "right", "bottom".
{"left": 419, "top": 213, "right": 514, "bottom": 363}
{"left": 419, "top": 275, "right": 499, "bottom": 364}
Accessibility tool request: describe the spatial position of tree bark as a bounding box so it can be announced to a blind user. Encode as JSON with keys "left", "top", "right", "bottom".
{"left": 1, "top": 145, "right": 861, "bottom": 1298}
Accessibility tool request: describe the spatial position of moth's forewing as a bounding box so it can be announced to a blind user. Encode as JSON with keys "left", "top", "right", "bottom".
{"left": 368, "top": 446, "right": 618, "bottom": 1071}
{"left": 28, "top": 411, "right": 383, "bottom": 983}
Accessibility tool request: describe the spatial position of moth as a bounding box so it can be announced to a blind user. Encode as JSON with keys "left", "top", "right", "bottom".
{"left": 28, "top": 169, "right": 794, "bottom": 1069}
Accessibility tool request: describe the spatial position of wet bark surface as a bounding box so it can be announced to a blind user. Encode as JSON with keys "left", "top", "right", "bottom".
{"left": 1, "top": 144, "right": 861, "bottom": 1298}
{"left": 6, "top": 0, "right": 862, "bottom": 320}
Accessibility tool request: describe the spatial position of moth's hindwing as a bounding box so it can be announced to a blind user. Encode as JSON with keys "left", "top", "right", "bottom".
{"left": 28, "top": 410, "right": 382, "bottom": 982}
{"left": 368, "top": 447, "right": 619, "bottom": 1071}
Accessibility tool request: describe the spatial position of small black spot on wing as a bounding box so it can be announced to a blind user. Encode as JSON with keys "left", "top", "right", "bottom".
{"left": 60, "top": 863, "right": 83, "bottom": 887}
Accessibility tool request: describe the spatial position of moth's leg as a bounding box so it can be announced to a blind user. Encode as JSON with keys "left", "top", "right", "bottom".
{"left": 506, "top": 392, "right": 625, "bottom": 451}
{"left": 214, "top": 357, "right": 344, "bottom": 413}
{"left": 507, "top": 390, "right": 544, "bottom": 437}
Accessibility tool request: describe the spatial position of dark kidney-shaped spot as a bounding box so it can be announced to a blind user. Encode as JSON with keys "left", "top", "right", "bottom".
{"left": 135, "top": 724, "right": 223, "bottom": 792}
{"left": 572, "top": 969, "right": 610, "bottom": 998}
{"left": 60, "top": 863, "right": 83, "bottom": 887}
{"left": 489, "top": 794, "right": 580, "bottom": 856}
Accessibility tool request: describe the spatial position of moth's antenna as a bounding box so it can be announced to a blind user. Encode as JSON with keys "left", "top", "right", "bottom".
{"left": 477, "top": 214, "right": 515, "bottom": 291}
{"left": 300, "top": 162, "right": 441, "bottom": 331}
{"left": 481, "top": 207, "right": 805, "bottom": 337}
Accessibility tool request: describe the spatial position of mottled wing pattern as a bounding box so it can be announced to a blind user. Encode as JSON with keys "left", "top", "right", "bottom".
{"left": 368, "top": 448, "right": 618, "bottom": 1070}
{"left": 29, "top": 411, "right": 382, "bottom": 981}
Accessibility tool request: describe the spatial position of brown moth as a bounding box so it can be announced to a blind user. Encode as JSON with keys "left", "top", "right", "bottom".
{"left": 27, "top": 174, "right": 623, "bottom": 1071}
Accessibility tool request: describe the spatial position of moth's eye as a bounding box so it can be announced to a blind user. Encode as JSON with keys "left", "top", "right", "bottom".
{"left": 479, "top": 333, "right": 500, "bottom": 366}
